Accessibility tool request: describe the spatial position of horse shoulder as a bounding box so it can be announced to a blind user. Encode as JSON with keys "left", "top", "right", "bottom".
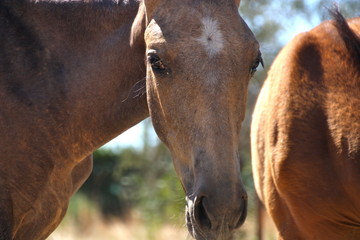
{"left": 251, "top": 33, "right": 318, "bottom": 237}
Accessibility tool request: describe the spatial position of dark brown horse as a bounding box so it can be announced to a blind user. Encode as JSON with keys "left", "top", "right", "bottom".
{"left": 251, "top": 10, "right": 360, "bottom": 240}
{"left": 0, "top": 0, "right": 261, "bottom": 239}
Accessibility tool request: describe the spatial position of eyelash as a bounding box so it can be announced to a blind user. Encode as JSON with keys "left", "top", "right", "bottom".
{"left": 148, "top": 54, "right": 167, "bottom": 73}
{"left": 251, "top": 52, "right": 264, "bottom": 75}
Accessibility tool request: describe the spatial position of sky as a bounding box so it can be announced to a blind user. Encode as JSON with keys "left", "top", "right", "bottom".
{"left": 102, "top": 120, "right": 157, "bottom": 150}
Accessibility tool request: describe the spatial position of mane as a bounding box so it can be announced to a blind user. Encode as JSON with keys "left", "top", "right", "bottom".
{"left": 329, "top": 8, "right": 360, "bottom": 64}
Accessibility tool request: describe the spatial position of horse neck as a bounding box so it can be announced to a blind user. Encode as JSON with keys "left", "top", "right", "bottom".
{"left": 5, "top": 1, "right": 149, "bottom": 158}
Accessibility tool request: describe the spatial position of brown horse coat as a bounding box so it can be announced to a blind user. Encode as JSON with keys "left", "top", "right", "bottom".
{"left": 1, "top": 0, "right": 261, "bottom": 239}
{"left": 251, "top": 11, "right": 360, "bottom": 240}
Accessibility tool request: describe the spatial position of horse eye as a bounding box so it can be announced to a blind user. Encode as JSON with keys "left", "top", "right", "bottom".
{"left": 251, "top": 52, "right": 264, "bottom": 75}
{"left": 147, "top": 53, "right": 167, "bottom": 72}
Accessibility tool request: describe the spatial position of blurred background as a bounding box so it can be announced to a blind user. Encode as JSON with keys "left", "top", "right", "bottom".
{"left": 49, "top": 0, "right": 359, "bottom": 239}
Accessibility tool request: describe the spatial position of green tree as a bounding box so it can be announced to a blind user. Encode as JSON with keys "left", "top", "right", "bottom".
{"left": 78, "top": 119, "right": 184, "bottom": 227}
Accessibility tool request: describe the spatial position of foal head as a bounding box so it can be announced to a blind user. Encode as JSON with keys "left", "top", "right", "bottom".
{"left": 133, "top": 0, "right": 261, "bottom": 238}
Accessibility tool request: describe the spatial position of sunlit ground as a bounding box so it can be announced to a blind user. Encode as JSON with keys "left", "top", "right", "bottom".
{"left": 49, "top": 216, "right": 189, "bottom": 240}
{"left": 49, "top": 214, "right": 276, "bottom": 240}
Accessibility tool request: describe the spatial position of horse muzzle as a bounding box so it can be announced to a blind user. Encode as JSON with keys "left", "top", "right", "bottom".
{"left": 185, "top": 189, "right": 247, "bottom": 240}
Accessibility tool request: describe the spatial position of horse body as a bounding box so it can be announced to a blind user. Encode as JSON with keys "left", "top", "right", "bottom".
{"left": 0, "top": 0, "right": 260, "bottom": 239}
{"left": 0, "top": 1, "right": 147, "bottom": 239}
{"left": 251, "top": 12, "right": 360, "bottom": 240}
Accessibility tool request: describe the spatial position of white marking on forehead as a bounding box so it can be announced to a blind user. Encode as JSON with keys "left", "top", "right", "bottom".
{"left": 197, "top": 17, "right": 224, "bottom": 57}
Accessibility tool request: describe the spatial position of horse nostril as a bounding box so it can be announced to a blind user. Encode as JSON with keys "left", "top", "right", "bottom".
{"left": 233, "top": 193, "right": 248, "bottom": 230}
{"left": 194, "top": 197, "right": 212, "bottom": 230}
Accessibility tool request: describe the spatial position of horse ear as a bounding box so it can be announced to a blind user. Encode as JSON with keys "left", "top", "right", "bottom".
{"left": 130, "top": 1, "right": 146, "bottom": 47}
{"left": 130, "top": 0, "right": 161, "bottom": 47}
{"left": 143, "top": 0, "right": 161, "bottom": 21}
{"left": 235, "top": 0, "right": 241, "bottom": 7}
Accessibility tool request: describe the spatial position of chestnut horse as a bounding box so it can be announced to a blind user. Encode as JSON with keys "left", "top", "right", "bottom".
{"left": 251, "top": 10, "right": 360, "bottom": 240}
{"left": 0, "top": 0, "right": 262, "bottom": 239}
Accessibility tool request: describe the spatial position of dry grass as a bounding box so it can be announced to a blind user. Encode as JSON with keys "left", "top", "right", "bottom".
{"left": 49, "top": 220, "right": 190, "bottom": 240}
{"left": 48, "top": 210, "right": 190, "bottom": 240}
{"left": 48, "top": 211, "right": 276, "bottom": 240}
